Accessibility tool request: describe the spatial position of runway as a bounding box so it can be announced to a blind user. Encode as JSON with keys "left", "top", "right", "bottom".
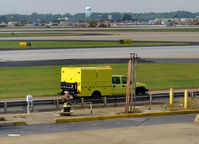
{"left": 1, "top": 58, "right": 199, "bottom": 67}
{"left": 0, "top": 31, "right": 199, "bottom": 42}
{"left": 0, "top": 45, "right": 199, "bottom": 62}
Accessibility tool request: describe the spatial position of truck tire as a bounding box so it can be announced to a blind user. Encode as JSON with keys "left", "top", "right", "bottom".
{"left": 91, "top": 91, "right": 101, "bottom": 99}
{"left": 136, "top": 87, "right": 146, "bottom": 96}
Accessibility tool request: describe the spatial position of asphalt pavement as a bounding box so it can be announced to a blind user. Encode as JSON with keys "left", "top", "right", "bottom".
{"left": 1, "top": 31, "right": 199, "bottom": 42}
{"left": 1, "top": 46, "right": 199, "bottom": 62}
{"left": 0, "top": 114, "right": 196, "bottom": 137}
{"left": 1, "top": 58, "right": 199, "bottom": 67}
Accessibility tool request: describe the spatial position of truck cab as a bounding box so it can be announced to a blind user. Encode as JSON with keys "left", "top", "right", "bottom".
{"left": 112, "top": 75, "right": 148, "bottom": 96}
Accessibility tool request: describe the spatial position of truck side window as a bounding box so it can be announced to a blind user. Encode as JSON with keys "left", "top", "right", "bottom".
{"left": 112, "top": 77, "right": 121, "bottom": 84}
{"left": 122, "top": 77, "right": 127, "bottom": 84}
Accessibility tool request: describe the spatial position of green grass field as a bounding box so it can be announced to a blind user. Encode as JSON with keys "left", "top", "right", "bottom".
{"left": 0, "top": 33, "right": 82, "bottom": 37}
{"left": 2, "top": 28, "right": 199, "bottom": 33}
{"left": 84, "top": 28, "right": 199, "bottom": 32}
{"left": 1, "top": 63, "right": 199, "bottom": 99}
{"left": 0, "top": 41, "right": 187, "bottom": 49}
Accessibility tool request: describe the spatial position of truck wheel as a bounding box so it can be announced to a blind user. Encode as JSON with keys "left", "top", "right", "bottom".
{"left": 91, "top": 91, "right": 101, "bottom": 99}
{"left": 136, "top": 87, "right": 146, "bottom": 96}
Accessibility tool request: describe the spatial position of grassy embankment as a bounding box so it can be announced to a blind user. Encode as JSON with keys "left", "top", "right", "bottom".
{"left": 0, "top": 41, "right": 187, "bottom": 49}
{"left": 1, "top": 63, "right": 199, "bottom": 99}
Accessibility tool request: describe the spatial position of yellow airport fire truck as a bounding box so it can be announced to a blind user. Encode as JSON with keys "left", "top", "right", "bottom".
{"left": 60, "top": 66, "right": 148, "bottom": 98}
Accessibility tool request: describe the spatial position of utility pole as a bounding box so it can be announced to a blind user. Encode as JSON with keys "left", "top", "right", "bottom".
{"left": 130, "top": 53, "right": 135, "bottom": 112}
{"left": 125, "top": 54, "right": 132, "bottom": 113}
{"left": 125, "top": 53, "right": 138, "bottom": 113}
{"left": 133, "top": 54, "right": 138, "bottom": 112}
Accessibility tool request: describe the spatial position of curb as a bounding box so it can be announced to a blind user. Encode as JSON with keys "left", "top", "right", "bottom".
{"left": 55, "top": 109, "right": 199, "bottom": 123}
{"left": 0, "top": 121, "right": 27, "bottom": 127}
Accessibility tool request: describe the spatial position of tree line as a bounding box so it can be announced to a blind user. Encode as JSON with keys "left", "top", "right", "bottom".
{"left": 0, "top": 11, "right": 198, "bottom": 24}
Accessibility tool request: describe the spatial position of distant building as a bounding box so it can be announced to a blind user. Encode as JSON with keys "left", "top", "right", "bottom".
{"left": 148, "top": 20, "right": 156, "bottom": 25}
{"left": 58, "top": 17, "right": 68, "bottom": 25}
{"left": 8, "top": 22, "right": 17, "bottom": 26}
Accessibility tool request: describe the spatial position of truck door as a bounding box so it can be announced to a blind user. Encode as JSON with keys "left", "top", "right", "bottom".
{"left": 112, "top": 76, "right": 123, "bottom": 96}
{"left": 121, "top": 76, "right": 127, "bottom": 96}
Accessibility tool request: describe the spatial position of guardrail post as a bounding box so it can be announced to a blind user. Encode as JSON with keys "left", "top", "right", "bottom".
{"left": 90, "top": 103, "right": 93, "bottom": 115}
{"left": 191, "top": 92, "right": 194, "bottom": 98}
{"left": 81, "top": 97, "right": 84, "bottom": 108}
{"left": 169, "top": 88, "right": 173, "bottom": 105}
{"left": 4, "top": 102, "right": 7, "bottom": 113}
{"left": 184, "top": 90, "right": 188, "bottom": 109}
{"left": 195, "top": 92, "right": 198, "bottom": 98}
{"left": 104, "top": 96, "right": 107, "bottom": 107}
{"left": 149, "top": 94, "right": 152, "bottom": 110}
{"left": 31, "top": 101, "right": 34, "bottom": 112}
{"left": 56, "top": 99, "right": 59, "bottom": 110}
{"left": 114, "top": 97, "right": 117, "bottom": 106}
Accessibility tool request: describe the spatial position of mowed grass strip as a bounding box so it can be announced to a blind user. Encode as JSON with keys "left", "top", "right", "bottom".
{"left": 89, "top": 28, "right": 199, "bottom": 32}
{"left": 1, "top": 63, "right": 199, "bottom": 99}
{"left": 0, "top": 41, "right": 187, "bottom": 49}
{"left": 0, "top": 33, "right": 82, "bottom": 37}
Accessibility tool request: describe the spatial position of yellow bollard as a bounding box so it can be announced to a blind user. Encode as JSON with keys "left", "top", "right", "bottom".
{"left": 194, "top": 114, "right": 199, "bottom": 122}
{"left": 184, "top": 90, "right": 188, "bottom": 109}
{"left": 169, "top": 88, "right": 173, "bottom": 105}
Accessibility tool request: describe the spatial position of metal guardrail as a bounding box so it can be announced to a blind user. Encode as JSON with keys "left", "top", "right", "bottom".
{"left": 0, "top": 91, "right": 199, "bottom": 113}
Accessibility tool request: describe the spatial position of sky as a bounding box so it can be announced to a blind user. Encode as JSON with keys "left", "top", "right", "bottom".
{"left": 1, "top": 0, "right": 199, "bottom": 15}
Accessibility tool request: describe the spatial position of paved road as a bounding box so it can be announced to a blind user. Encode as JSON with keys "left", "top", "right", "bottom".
{"left": 0, "top": 46, "right": 199, "bottom": 62}
{"left": 1, "top": 27, "right": 199, "bottom": 42}
{"left": 1, "top": 58, "right": 199, "bottom": 67}
{"left": 1, "top": 32, "right": 199, "bottom": 42}
{"left": 0, "top": 114, "right": 196, "bottom": 137}
{"left": 1, "top": 31, "right": 199, "bottom": 42}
